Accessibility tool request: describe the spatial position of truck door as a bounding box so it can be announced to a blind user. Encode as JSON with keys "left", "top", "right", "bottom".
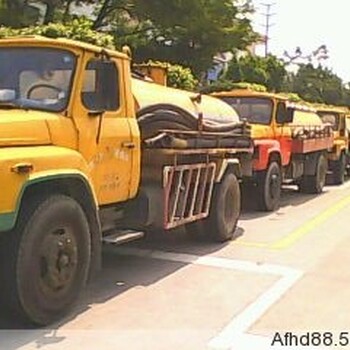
{"left": 74, "top": 53, "right": 134, "bottom": 205}
{"left": 274, "top": 101, "right": 292, "bottom": 166}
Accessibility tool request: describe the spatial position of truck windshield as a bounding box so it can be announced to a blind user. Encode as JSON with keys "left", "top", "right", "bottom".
{"left": 221, "top": 97, "right": 273, "bottom": 125}
{"left": 0, "top": 47, "right": 76, "bottom": 112}
{"left": 318, "top": 112, "right": 339, "bottom": 130}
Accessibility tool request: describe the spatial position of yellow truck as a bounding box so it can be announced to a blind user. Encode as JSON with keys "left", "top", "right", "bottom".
{"left": 315, "top": 105, "right": 350, "bottom": 184}
{"left": 212, "top": 89, "right": 333, "bottom": 211}
{"left": 0, "top": 36, "right": 253, "bottom": 325}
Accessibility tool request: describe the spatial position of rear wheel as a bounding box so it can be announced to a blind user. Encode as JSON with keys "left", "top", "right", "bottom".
{"left": 333, "top": 152, "right": 346, "bottom": 185}
{"left": 299, "top": 154, "right": 327, "bottom": 194}
{"left": 256, "top": 161, "right": 282, "bottom": 212}
{"left": 186, "top": 172, "right": 241, "bottom": 242}
{"left": 0, "top": 195, "right": 91, "bottom": 326}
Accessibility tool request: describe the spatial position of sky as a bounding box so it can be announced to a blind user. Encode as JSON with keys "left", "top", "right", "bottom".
{"left": 251, "top": 0, "right": 350, "bottom": 82}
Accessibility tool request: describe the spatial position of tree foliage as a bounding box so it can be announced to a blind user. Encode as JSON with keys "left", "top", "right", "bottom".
{"left": 0, "top": 0, "right": 258, "bottom": 74}
{"left": 291, "top": 64, "right": 350, "bottom": 106}
{"left": 201, "top": 80, "right": 267, "bottom": 94}
{"left": 167, "top": 64, "right": 198, "bottom": 91}
{"left": 0, "top": 18, "right": 115, "bottom": 48}
{"left": 125, "top": 0, "right": 258, "bottom": 73}
{"left": 0, "top": 0, "right": 40, "bottom": 27}
{"left": 223, "top": 53, "right": 287, "bottom": 92}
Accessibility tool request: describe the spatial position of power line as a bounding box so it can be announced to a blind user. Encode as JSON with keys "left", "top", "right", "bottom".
{"left": 260, "top": 2, "right": 276, "bottom": 57}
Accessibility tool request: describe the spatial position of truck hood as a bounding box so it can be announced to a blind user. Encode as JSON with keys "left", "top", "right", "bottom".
{"left": 0, "top": 110, "right": 52, "bottom": 147}
{"left": 250, "top": 124, "right": 276, "bottom": 139}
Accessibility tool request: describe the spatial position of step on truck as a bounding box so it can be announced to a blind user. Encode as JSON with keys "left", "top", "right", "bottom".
{"left": 212, "top": 89, "right": 334, "bottom": 211}
{"left": 315, "top": 104, "right": 350, "bottom": 184}
{"left": 0, "top": 36, "right": 253, "bottom": 325}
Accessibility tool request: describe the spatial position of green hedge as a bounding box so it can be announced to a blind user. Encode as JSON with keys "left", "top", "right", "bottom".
{"left": 200, "top": 80, "right": 267, "bottom": 94}
{"left": 0, "top": 18, "right": 115, "bottom": 48}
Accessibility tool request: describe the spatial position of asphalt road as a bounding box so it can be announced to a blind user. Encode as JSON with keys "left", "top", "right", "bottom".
{"left": 2, "top": 179, "right": 350, "bottom": 350}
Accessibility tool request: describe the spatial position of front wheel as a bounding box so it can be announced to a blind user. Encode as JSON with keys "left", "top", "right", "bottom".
{"left": 0, "top": 195, "right": 91, "bottom": 326}
{"left": 186, "top": 172, "right": 241, "bottom": 242}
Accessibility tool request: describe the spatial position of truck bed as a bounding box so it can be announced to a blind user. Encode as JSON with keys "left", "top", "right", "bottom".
{"left": 291, "top": 124, "right": 333, "bottom": 154}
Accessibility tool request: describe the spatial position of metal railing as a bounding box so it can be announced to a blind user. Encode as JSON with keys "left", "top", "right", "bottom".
{"left": 163, "top": 162, "right": 216, "bottom": 229}
{"left": 290, "top": 124, "right": 333, "bottom": 139}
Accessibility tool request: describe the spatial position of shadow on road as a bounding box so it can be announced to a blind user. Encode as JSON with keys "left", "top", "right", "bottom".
{"left": 0, "top": 226, "right": 240, "bottom": 348}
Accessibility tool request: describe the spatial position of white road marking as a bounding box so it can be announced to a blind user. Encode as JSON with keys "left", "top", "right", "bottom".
{"left": 110, "top": 247, "right": 304, "bottom": 350}
{"left": 210, "top": 273, "right": 302, "bottom": 350}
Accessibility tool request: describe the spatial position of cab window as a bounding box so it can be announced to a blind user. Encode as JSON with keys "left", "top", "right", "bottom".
{"left": 82, "top": 59, "right": 119, "bottom": 111}
{"left": 0, "top": 47, "right": 76, "bottom": 112}
{"left": 221, "top": 97, "right": 273, "bottom": 125}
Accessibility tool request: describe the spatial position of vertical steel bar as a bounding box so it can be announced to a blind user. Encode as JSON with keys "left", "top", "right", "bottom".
{"left": 196, "top": 165, "right": 210, "bottom": 214}
{"left": 203, "top": 165, "right": 216, "bottom": 215}
{"left": 169, "top": 169, "right": 184, "bottom": 224}
{"left": 179, "top": 168, "right": 193, "bottom": 219}
{"left": 163, "top": 167, "right": 175, "bottom": 228}
{"left": 188, "top": 167, "right": 202, "bottom": 217}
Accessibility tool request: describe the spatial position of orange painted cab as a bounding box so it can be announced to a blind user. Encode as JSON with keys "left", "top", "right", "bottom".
{"left": 212, "top": 89, "right": 333, "bottom": 211}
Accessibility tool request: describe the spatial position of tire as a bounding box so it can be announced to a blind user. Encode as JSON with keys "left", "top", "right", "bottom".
{"left": 256, "top": 161, "right": 282, "bottom": 212}
{"left": 333, "top": 152, "right": 346, "bottom": 185}
{"left": 0, "top": 195, "right": 91, "bottom": 326}
{"left": 299, "top": 154, "right": 327, "bottom": 194}
{"left": 186, "top": 172, "right": 241, "bottom": 243}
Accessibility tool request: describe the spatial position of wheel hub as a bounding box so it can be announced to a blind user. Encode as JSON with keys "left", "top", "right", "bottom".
{"left": 269, "top": 173, "right": 280, "bottom": 199}
{"left": 40, "top": 228, "right": 77, "bottom": 291}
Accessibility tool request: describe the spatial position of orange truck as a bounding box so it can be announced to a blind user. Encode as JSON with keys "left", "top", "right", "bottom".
{"left": 0, "top": 36, "right": 253, "bottom": 325}
{"left": 212, "top": 89, "right": 333, "bottom": 211}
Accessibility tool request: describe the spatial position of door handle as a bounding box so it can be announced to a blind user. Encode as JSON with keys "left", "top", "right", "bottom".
{"left": 121, "top": 141, "right": 136, "bottom": 149}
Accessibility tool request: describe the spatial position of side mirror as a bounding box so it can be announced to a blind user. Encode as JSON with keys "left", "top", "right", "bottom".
{"left": 276, "top": 103, "right": 294, "bottom": 124}
{"left": 285, "top": 108, "right": 294, "bottom": 123}
{"left": 339, "top": 116, "right": 346, "bottom": 136}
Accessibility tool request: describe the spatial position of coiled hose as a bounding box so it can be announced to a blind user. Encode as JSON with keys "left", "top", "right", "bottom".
{"left": 137, "top": 103, "right": 252, "bottom": 149}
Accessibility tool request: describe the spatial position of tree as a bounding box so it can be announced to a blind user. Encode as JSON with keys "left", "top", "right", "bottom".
{"left": 0, "top": 18, "right": 115, "bottom": 48}
{"left": 0, "top": 0, "right": 258, "bottom": 76}
{"left": 292, "top": 64, "right": 345, "bottom": 105}
{"left": 96, "top": 0, "right": 258, "bottom": 74}
{"left": 0, "top": 0, "right": 40, "bottom": 27}
{"left": 131, "top": 0, "right": 256, "bottom": 73}
{"left": 223, "top": 53, "right": 287, "bottom": 92}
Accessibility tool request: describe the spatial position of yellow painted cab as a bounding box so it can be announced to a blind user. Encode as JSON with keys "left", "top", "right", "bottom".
{"left": 316, "top": 104, "right": 350, "bottom": 183}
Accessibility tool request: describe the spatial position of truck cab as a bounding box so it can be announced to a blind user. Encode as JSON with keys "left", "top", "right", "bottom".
{"left": 212, "top": 89, "right": 333, "bottom": 211}
{"left": 0, "top": 36, "right": 142, "bottom": 325}
{"left": 0, "top": 36, "right": 141, "bottom": 225}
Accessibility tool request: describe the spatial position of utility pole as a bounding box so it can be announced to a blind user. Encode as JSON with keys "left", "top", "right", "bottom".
{"left": 261, "top": 3, "right": 276, "bottom": 57}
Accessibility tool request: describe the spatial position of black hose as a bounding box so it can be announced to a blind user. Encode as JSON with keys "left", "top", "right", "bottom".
{"left": 137, "top": 103, "right": 252, "bottom": 149}
{"left": 137, "top": 103, "right": 251, "bottom": 134}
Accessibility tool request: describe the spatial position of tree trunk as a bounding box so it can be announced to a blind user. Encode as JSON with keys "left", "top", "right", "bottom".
{"left": 63, "top": 0, "right": 73, "bottom": 23}
{"left": 93, "top": 0, "right": 111, "bottom": 29}
{"left": 43, "top": 1, "right": 56, "bottom": 24}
